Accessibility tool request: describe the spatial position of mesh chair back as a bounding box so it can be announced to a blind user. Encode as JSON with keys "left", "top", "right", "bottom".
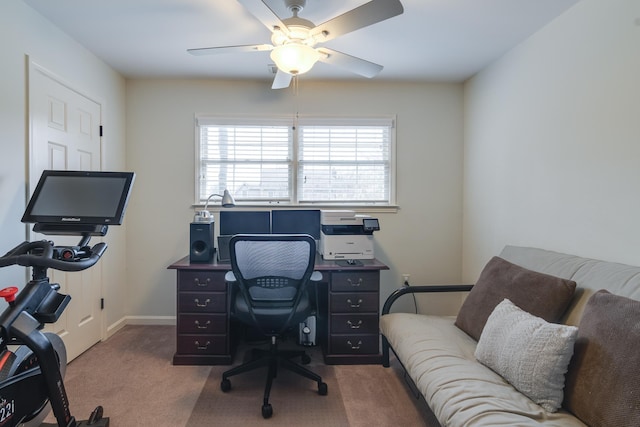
{"left": 229, "top": 234, "right": 316, "bottom": 335}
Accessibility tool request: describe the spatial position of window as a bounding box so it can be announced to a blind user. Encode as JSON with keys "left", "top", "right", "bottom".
{"left": 196, "top": 115, "right": 395, "bottom": 206}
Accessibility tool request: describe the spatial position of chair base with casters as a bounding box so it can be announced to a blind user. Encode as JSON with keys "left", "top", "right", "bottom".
{"left": 221, "top": 335, "right": 328, "bottom": 418}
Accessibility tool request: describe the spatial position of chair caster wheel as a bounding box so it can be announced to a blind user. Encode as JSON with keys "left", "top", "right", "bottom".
{"left": 318, "top": 381, "right": 328, "bottom": 395}
{"left": 220, "top": 378, "right": 231, "bottom": 392}
{"left": 301, "top": 354, "right": 311, "bottom": 364}
{"left": 262, "top": 403, "right": 273, "bottom": 418}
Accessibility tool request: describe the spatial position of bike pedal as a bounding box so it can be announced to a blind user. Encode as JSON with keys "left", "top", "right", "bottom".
{"left": 88, "top": 405, "right": 104, "bottom": 423}
{"left": 76, "top": 417, "right": 109, "bottom": 427}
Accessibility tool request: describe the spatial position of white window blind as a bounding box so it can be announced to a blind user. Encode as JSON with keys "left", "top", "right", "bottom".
{"left": 298, "top": 118, "right": 392, "bottom": 204}
{"left": 198, "top": 117, "right": 292, "bottom": 202}
{"left": 196, "top": 116, "right": 395, "bottom": 206}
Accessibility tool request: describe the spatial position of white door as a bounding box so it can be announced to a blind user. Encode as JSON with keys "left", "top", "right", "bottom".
{"left": 28, "top": 61, "right": 104, "bottom": 361}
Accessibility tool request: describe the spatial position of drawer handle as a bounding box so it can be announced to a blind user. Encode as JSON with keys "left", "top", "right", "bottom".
{"left": 347, "top": 340, "right": 362, "bottom": 350}
{"left": 347, "top": 298, "right": 363, "bottom": 308}
{"left": 194, "top": 320, "right": 211, "bottom": 329}
{"left": 194, "top": 340, "right": 211, "bottom": 350}
{"left": 194, "top": 298, "right": 211, "bottom": 307}
{"left": 347, "top": 320, "right": 363, "bottom": 329}
{"left": 194, "top": 277, "right": 211, "bottom": 287}
{"left": 347, "top": 278, "right": 363, "bottom": 287}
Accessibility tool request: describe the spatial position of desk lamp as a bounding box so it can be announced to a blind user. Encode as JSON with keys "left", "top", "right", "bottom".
{"left": 194, "top": 189, "right": 235, "bottom": 223}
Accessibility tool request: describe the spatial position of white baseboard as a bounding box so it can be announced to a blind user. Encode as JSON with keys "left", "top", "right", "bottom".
{"left": 106, "top": 316, "right": 176, "bottom": 339}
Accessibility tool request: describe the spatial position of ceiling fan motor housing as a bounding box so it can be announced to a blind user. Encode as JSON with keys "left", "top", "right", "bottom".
{"left": 285, "top": 0, "right": 306, "bottom": 14}
{"left": 272, "top": 17, "right": 316, "bottom": 45}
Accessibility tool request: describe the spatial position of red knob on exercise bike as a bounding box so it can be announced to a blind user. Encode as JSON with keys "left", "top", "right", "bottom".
{"left": 0, "top": 287, "right": 19, "bottom": 305}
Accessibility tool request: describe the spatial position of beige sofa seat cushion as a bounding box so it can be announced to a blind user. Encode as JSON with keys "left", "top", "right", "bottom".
{"left": 380, "top": 313, "right": 586, "bottom": 427}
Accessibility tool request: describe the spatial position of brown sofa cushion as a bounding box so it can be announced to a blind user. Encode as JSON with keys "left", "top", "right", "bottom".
{"left": 455, "top": 256, "right": 576, "bottom": 340}
{"left": 563, "top": 290, "right": 640, "bottom": 426}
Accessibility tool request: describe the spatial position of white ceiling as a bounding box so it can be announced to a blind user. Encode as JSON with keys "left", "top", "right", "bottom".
{"left": 23, "top": 0, "right": 580, "bottom": 83}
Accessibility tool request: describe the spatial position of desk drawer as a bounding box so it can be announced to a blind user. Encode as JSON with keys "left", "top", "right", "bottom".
{"left": 331, "top": 271, "right": 379, "bottom": 292}
{"left": 330, "top": 292, "right": 378, "bottom": 313}
{"left": 178, "top": 292, "right": 226, "bottom": 313}
{"left": 177, "top": 335, "right": 227, "bottom": 355}
{"left": 178, "top": 271, "right": 226, "bottom": 291}
{"left": 330, "top": 334, "right": 379, "bottom": 355}
{"left": 330, "top": 313, "right": 379, "bottom": 334}
{"left": 178, "top": 313, "right": 226, "bottom": 334}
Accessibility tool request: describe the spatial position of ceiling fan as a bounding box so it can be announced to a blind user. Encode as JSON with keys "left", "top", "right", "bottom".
{"left": 187, "top": 0, "right": 404, "bottom": 89}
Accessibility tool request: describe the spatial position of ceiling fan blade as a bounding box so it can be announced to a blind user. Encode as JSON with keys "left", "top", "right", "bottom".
{"left": 237, "top": 0, "right": 290, "bottom": 36}
{"left": 317, "top": 48, "right": 383, "bottom": 78}
{"left": 310, "top": 0, "right": 404, "bottom": 43}
{"left": 271, "top": 69, "right": 293, "bottom": 89}
{"left": 188, "top": 44, "right": 273, "bottom": 56}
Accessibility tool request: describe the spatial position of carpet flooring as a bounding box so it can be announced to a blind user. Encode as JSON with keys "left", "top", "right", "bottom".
{"left": 44, "top": 325, "right": 431, "bottom": 426}
{"left": 188, "top": 363, "right": 348, "bottom": 426}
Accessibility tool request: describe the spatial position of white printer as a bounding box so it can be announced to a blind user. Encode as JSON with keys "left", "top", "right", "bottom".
{"left": 319, "top": 210, "right": 380, "bottom": 260}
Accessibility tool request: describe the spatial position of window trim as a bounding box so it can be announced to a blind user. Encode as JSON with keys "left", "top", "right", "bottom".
{"left": 195, "top": 114, "right": 397, "bottom": 210}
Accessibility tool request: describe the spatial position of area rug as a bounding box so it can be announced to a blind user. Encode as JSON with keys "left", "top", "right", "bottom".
{"left": 187, "top": 362, "right": 349, "bottom": 426}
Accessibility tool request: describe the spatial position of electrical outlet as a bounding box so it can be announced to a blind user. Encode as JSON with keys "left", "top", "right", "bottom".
{"left": 402, "top": 273, "right": 411, "bottom": 285}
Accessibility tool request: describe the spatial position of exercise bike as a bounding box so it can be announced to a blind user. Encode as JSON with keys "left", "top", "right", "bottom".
{"left": 0, "top": 236, "right": 109, "bottom": 427}
{"left": 0, "top": 169, "right": 135, "bottom": 427}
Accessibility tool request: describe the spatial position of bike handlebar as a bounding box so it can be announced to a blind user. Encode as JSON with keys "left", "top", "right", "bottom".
{"left": 0, "top": 240, "right": 107, "bottom": 272}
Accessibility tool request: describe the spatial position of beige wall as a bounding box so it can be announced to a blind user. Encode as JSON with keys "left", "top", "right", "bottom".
{"left": 463, "top": 0, "right": 640, "bottom": 280}
{"left": 0, "top": 0, "right": 129, "bottom": 332}
{"left": 1, "top": 1, "right": 464, "bottom": 330}
{"left": 125, "top": 79, "right": 465, "bottom": 319}
{"left": 13, "top": 0, "right": 629, "bottom": 328}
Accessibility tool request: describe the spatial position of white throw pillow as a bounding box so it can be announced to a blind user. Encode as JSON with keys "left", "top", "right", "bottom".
{"left": 475, "top": 298, "right": 578, "bottom": 412}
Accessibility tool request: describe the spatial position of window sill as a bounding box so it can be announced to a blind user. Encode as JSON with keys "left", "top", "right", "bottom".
{"left": 192, "top": 204, "right": 399, "bottom": 214}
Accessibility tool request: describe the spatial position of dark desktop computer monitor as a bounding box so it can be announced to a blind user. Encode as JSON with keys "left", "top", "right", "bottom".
{"left": 218, "top": 210, "right": 271, "bottom": 262}
{"left": 219, "top": 211, "right": 271, "bottom": 235}
{"left": 271, "top": 209, "right": 321, "bottom": 240}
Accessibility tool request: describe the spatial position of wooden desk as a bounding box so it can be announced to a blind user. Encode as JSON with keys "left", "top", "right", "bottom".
{"left": 167, "top": 254, "right": 389, "bottom": 365}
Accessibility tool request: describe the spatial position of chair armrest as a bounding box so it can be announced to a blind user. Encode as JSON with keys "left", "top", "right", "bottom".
{"left": 381, "top": 284, "right": 474, "bottom": 315}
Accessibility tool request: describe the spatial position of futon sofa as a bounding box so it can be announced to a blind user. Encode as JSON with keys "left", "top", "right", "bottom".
{"left": 380, "top": 245, "right": 640, "bottom": 426}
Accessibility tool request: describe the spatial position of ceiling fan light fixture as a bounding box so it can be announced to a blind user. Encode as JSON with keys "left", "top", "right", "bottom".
{"left": 271, "top": 27, "right": 289, "bottom": 46}
{"left": 270, "top": 43, "right": 319, "bottom": 75}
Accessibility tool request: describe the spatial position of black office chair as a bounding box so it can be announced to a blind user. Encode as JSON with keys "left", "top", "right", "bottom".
{"left": 221, "top": 234, "right": 328, "bottom": 419}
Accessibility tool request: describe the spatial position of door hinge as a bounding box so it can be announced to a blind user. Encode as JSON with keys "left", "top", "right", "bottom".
{"left": 99, "top": 125, "right": 103, "bottom": 137}
{"left": 101, "top": 298, "right": 105, "bottom": 310}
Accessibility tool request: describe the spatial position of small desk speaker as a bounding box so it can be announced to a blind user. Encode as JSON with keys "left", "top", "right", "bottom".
{"left": 190, "top": 222, "right": 214, "bottom": 263}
